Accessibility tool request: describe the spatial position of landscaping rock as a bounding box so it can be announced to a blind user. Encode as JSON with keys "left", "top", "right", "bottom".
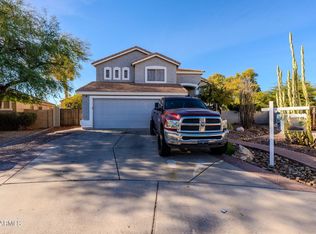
{"left": 235, "top": 147, "right": 316, "bottom": 187}
{"left": 236, "top": 127, "right": 245, "bottom": 132}
{"left": 237, "top": 145, "right": 254, "bottom": 161}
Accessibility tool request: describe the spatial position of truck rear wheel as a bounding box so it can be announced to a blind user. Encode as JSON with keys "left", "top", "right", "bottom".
{"left": 150, "top": 120, "right": 155, "bottom": 136}
{"left": 158, "top": 132, "right": 170, "bottom": 157}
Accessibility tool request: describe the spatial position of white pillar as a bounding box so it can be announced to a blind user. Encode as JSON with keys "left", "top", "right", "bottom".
{"left": 53, "top": 106, "right": 60, "bottom": 127}
{"left": 195, "top": 87, "right": 199, "bottom": 96}
{"left": 269, "top": 101, "right": 274, "bottom": 167}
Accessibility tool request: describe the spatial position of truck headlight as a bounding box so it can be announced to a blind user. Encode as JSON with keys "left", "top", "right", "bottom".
{"left": 165, "top": 119, "right": 179, "bottom": 130}
{"left": 222, "top": 119, "right": 227, "bottom": 130}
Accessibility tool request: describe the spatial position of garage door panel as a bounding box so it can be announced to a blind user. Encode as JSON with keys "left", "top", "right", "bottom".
{"left": 93, "top": 99, "right": 158, "bottom": 129}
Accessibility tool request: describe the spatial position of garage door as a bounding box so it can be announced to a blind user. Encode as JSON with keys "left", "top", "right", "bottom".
{"left": 93, "top": 98, "right": 159, "bottom": 129}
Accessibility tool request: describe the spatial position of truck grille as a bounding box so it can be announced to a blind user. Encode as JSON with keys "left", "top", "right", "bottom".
{"left": 180, "top": 117, "right": 222, "bottom": 133}
{"left": 182, "top": 135, "right": 222, "bottom": 141}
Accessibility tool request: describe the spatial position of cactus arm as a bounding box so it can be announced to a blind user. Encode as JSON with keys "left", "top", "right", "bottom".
{"left": 277, "top": 66, "right": 283, "bottom": 107}
{"left": 300, "top": 46, "right": 310, "bottom": 106}
{"left": 286, "top": 71, "right": 292, "bottom": 107}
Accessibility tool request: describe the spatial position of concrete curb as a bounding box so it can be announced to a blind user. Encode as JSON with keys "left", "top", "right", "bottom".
{"left": 228, "top": 138, "right": 316, "bottom": 169}
{"left": 222, "top": 154, "right": 316, "bottom": 193}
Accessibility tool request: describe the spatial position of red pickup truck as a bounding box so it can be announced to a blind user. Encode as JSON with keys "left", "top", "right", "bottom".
{"left": 150, "top": 97, "right": 229, "bottom": 156}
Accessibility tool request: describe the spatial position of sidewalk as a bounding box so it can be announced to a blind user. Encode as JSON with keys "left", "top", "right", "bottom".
{"left": 228, "top": 138, "right": 316, "bottom": 169}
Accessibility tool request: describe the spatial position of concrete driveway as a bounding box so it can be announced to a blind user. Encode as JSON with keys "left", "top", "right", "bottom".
{"left": 0, "top": 130, "right": 315, "bottom": 233}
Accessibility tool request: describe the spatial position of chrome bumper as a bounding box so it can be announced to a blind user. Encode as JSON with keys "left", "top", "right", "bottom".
{"left": 164, "top": 129, "right": 229, "bottom": 146}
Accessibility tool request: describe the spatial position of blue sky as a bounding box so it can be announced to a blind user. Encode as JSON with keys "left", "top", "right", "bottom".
{"left": 26, "top": 0, "right": 316, "bottom": 103}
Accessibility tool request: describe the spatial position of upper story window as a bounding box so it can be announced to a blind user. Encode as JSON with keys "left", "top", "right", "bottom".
{"left": 145, "top": 66, "right": 167, "bottom": 83}
{"left": 0, "top": 101, "right": 12, "bottom": 110}
{"left": 104, "top": 67, "right": 112, "bottom": 80}
{"left": 122, "top": 67, "right": 130, "bottom": 80}
{"left": 113, "top": 67, "right": 121, "bottom": 80}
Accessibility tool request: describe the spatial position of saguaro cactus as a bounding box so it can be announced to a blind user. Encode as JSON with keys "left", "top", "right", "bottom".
{"left": 300, "top": 46, "right": 314, "bottom": 145}
{"left": 276, "top": 33, "right": 314, "bottom": 147}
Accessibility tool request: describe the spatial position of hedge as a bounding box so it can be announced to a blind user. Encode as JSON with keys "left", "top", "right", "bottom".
{"left": 0, "top": 112, "right": 37, "bottom": 130}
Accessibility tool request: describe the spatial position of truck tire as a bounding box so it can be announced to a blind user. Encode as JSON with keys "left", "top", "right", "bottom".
{"left": 211, "top": 143, "right": 228, "bottom": 155}
{"left": 158, "top": 131, "right": 171, "bottom": 157}
{"left": 150, "top": 120, "right": 155, "bottom": 136}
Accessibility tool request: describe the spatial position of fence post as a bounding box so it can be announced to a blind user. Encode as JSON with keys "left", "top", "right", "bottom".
{"left": 46, "top": 110, "right": 48, "bottom": 128}
{"left": 269, "top": 101, "right": 275, "bottom": 167}
{"left": 53, "top": 106, "right": 60, "bottom": 127}
{"left": 312, "top": 107, "right": 316, "bottom": 130}
{"left": 77, "top": 109, "right": 80, "bottom": 126}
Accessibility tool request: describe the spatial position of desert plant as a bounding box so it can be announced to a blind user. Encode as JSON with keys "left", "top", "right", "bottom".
{"left": 276, "top": 33, "right": 314, "bottom": 147}
{"left": 239, "top": 78, "right": 256, "bottom": 129}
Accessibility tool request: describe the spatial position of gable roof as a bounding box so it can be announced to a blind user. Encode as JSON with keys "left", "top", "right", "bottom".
{"left": 91, "top": 46, "right": 151, "bottom": 66}
{"left": 176, "top": 68, "right": 204, "bottom": 75}
{"left": 131, "top": 53, "right": 181, "bottom": 66}
{"left": 76, "top": 82, "right": 187, "bottom": 95}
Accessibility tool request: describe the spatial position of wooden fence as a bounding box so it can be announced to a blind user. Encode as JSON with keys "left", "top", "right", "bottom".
{"left": 60, "top": 109, "right": 82, "bottom": 126}
{"left": 311, "top": 107, "right": 316, "bottom": 131}
{"left": 25, "top": 109, "right": 54, "bottom": 129}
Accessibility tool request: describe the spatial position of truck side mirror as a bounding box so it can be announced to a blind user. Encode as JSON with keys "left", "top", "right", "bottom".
{"left": 154, "top": 102, "right": 159, "bottom": 110}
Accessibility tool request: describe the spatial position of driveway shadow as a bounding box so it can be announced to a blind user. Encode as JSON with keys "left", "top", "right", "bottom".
{"left": 5, "top": 130, "right": 281, "bottom": 190}
{"left": 114, "top": 133, "right": 279, "bottom": 188}
{"left": 6, "top": 131, "right": 120, "bottom": 183}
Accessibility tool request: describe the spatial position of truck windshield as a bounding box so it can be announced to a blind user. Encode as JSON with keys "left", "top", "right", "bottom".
{"left": 165, "top": 99, "right": 207, "bottom": 109}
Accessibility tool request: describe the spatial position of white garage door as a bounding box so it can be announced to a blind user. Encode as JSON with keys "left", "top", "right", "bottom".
{"left": 93, "top": 98, "right": 159, "bottom": 129}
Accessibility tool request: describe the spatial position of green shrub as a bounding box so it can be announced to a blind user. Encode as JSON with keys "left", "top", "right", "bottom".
{"left": 225, "top": 142, "right": 236, "bottom": 155}
{"left": 0, "top": 112, "right": 19, "bottom": 130}
{"left": 17, "top": 112, "right": 37, "bottom": 129}
{"left": 0, "top": 112, "right": 37, "bottom": 130}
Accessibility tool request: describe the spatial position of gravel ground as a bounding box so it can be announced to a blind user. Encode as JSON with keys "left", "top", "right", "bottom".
{"left": 228, "top": 125, "right": 316, "bottom": 157}
{"left": 232, "top": 145, "right": 316, "bottom": 187}
{"left": 0, "top": 130, "right": 42, "bottom": 145}
{"left": 0, "top": 127, "right": 80, "bottom": 169}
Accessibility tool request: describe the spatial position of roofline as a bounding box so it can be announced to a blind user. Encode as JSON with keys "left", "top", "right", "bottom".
{"left": 91, "top": 46, "right": 151, "bottom": 66}
{"left": 163, "top": 96, "right": 200, "bottom": 99}
{"left": 200, "top": 78, "right": 209, "bottom": 83}
{"left": 40, "top": 101, "right": 56, "bottom": 106}
{"left": 176, "top": 68, "right": 204, "bottom": 75}
{"left": 180, "top": 83, "right": 198, "bottom": 88}
{"left": 176, "top": 71, "right": 204, "bottom": 75}
{"left": 76, "top": 91, "right": 187, "bottom": 96}
{"left": 177, "top": 68, "right": 204, "bottom": 72}
{"left": 131, "top": 53, "right": 180, "bottom": 66}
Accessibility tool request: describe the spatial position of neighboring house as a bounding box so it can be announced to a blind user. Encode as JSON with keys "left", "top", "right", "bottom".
{"left": 0, "top": 100, "right": 55, "bottom": 112}
{"left": 76, "top": 46, "right": 204, "bottom": 129}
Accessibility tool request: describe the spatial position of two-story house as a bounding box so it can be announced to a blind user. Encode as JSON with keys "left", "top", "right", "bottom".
{"left": 76, "top": 46, "right": 204, "bottom": 129}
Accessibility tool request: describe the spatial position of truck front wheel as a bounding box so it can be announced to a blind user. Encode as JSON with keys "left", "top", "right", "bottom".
{"left": 158, "top": 131, "right": 171, "bottom": 157}
{"left": 211, "top": 143, "right": 228, "bottom": 154}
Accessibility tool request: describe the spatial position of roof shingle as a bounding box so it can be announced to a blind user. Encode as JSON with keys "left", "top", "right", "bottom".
{"left": 76, "top": 82, "right": 188, "bottom": 94}
{"left": 177, "top": 68, "right": 204, "bottom": 73}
